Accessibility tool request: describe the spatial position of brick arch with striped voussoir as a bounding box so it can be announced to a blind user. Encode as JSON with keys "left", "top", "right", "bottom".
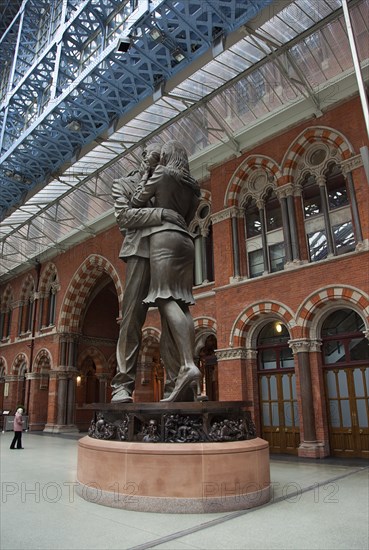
{"left": 0, "top": 357, "right": 7, "bottom": 377}
{"left": 11, "top": 353, "right": 28, "bottom": 375}
{"left": 141, "top": 327, "right": 161, "bottom": 364}
{"left": 77, "top": 346, "right": 108, "bottom": 375}
{"left": 1, "top": 283, "right": 13, "bottom": 308}
{"left": 194, "top": 317, "right": 217, "bottom": 356}
{"left": 229, "top": 301, "right": 296, "bottom": 349}
{"left": 39, "top": 262, "right": 58, "bottom": 293}
{"left": 224, "top": 155, "right": 283, "bottom": 208}
{"left": 33, "top": 348, "right": 53, "bottom": 373}
{"left": 194, "top": 316, "right": 217, "bottom": 340}
{"left": 58, "top": 255, "right": 123, "bottom": 334}
{"left": 296, "top": 286, "right": 369, "bottom": 339}
{"left": 20, "top": 273, "right": 35, "bottom": 301}
{"left": 282, "top": 126, "right": 354, "bottom": 182}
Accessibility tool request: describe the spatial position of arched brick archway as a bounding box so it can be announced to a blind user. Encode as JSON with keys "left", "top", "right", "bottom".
{"left": 282, "top": 126, "right": 354, "bottom": 182}
{"left": 58, "top": 254, "right": 123, "bottom": 333}
{"left": 33, "top": 349, "right": 53, "bottom": 373}
{"left": 141, "top": 327, "right": 161, "bottom": 364}
{"left": 296, "top": 285, "right": 369, "bottom": 339}
{"left": 77, "top": 346, "right": 108, "bottom": 374}
{"left": 0, "top": 356, "right": 8, "bottom": 376}
{"left": 229, "top": 301, "right": 295, "bottom": 348}
{"left": 12, "top": 353, "right": 28, "bottom": 375}
{"left": 225, "top": 155, "right": 283, "bottom": 208}
{"left": 194, "top": 316, "right": 217, "bottom": 336}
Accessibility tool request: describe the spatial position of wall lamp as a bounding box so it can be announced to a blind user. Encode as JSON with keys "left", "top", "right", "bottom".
{"left": 275, "top": 322, "right": 283, "bottom": 333}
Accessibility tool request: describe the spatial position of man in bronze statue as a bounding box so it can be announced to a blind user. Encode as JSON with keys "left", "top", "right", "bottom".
{"left": 111, "top": 143, "right": 186, "bottom": 403}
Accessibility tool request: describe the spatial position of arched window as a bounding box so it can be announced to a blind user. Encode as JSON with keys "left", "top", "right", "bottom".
{"left": 301, "top": 153, "right": 356, "bottom": 262}
{"left": 0, "top": 286, "right": 13, "bottom": 340}
{"left": 191, "top": 200, "right": 214, "bottom": 285}
{"left": 39, "top": 265, "right": 59, "bottom": 329}
{"left": 19, "top": 277, "right": 35, "bottom": 335}
{"left": 321, "top": 309, "right": 369, "bottom": 457}
{"left": 257, "top": 321, "right": 299, "bottom": 454}
{"left": 244, "top": 188, "right": 285, "bottom": 278}
{"left": 258, "top": 322, "right": 294, "bottom": 371}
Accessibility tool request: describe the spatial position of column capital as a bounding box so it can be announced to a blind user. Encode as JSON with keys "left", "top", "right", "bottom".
{"left": 255, "top": 198, "right": 265, "bottom": 210}
{"left": 316, "top": 175, "right": 326, "bottom": 187}
{"left": 340, "top": 154, "right": 363, "bottom": 175}
{"left": 246, "top": 349, "right": 258, "bottom": 360}
{"left": 275, "top": 184, "right": 294, "bottom": 199}
{"left": 229, "top": 206, "right": 244, "bottom": 218}
{"left": 289, "top": 339, "right": 322, "bottom": 354}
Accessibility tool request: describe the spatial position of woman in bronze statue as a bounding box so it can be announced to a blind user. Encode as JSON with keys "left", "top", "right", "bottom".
{"left": 131, "top": 140, "right": 201, "bottom": 401}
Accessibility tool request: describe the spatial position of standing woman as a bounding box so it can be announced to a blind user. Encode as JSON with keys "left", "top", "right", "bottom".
{"left": 131, "top": 140, "right": 202, "bottom": 401}
{"left": 10, "top": 407, "right": 24, "bottom": 449}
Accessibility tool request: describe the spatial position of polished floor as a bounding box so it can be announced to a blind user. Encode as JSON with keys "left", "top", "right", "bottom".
{"left": 1, "top": 431, "right": 368, "bottom": 550}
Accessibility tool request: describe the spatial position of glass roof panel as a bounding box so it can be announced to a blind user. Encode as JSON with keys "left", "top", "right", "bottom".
{"left": 231, "top": 37, "right": 268, "bottom": 63}
{"left": 296, "top": 0, "right": 342, "bottom": 21}
{"left": 1, "top": 0, "right": 368, "bottom": 279}
{"left": 217, "top": 49, "right": 253, "bottom": 73}
{"left": 289, "top": 36, "right": 327, "bottom": 85}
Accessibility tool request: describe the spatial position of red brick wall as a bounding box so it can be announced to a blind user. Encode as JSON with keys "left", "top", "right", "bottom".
{"left": 1, "top": 95, "right": 368, "bottom": 456}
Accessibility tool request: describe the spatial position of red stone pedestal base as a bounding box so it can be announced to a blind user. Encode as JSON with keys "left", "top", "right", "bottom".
{"left": 77, "top": 436, "right": 271, "bottom": 513}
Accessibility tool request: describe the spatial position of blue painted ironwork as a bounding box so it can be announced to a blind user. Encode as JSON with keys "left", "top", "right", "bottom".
{"left": 0, "top": 0, "right": 274, "bottom": 221}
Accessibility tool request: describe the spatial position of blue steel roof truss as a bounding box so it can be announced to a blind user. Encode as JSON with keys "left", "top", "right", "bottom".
{"left": 0, "top": 0, "right": 274, "bottom": 220}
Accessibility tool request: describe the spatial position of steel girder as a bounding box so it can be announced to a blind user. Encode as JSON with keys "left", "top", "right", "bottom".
{"left": 0, "top": 0, "right": 274, "bottom": 221}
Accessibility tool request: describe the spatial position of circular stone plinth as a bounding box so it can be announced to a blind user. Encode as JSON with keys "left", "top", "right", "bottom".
{"left": 77, "top": 436, "right": 270, "bottom": 513}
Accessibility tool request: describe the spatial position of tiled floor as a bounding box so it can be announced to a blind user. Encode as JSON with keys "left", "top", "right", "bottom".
{"left": 1, "top": 432, "right": 368, "bottom": 550}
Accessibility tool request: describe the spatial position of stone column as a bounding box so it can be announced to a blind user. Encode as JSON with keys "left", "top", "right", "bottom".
{"left": 57, "top": 373, "right": 68, "bottom": 426}
{"left": 231, "top": 209, "right": 241, "bottom": 278}
{"left": 256, "top": 199, "right": 270, "bottom": 274}
{"left": 200, "top": 233, "right": 209, "bottom": 283}
{"left": 289, "top": 339, "right": 325, "bottom": 457}
{"left": 276, "top": 188, "right": 292, "bottom": 263}
{"left": 317, "top": 175, "right": 334, "bottom": 256}
{"left": 44, "top": 371, "right": 58, "bottom": 431}
{"left": 66, "top": 375, "right": 76, "bottom": 425}
{"left": 288, "top": 183, "right": 301, "bottom": 261}
{"left": 25, "top": 372, "right": 41, "bottom": 430}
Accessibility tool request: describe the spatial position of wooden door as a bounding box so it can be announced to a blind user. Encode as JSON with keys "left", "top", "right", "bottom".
{"left": 259, "top": 370, "right": 300, "bottom": 454}
{"left": 324, "top": 366, "right": 369, "bottom": 458}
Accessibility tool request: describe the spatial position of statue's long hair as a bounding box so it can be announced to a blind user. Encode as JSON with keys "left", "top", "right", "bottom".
{"left": 160, "top": 140, "right": 189, "bottom": 170}
{"left": 160, "top": 140, "right": 200, "bottom": 196}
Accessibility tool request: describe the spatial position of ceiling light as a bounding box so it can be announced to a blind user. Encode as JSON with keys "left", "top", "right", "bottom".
{"left": 149, "top": 26, "right": 164, "bottom": 41}
{"left": 172, "top": 48, "right": 185, "bottom": 63}
{"left": 66, "top": 120, "right": 81, "bottom": 132}
{"left": 212, "top": 34, "right": 225, "bottom": 57}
